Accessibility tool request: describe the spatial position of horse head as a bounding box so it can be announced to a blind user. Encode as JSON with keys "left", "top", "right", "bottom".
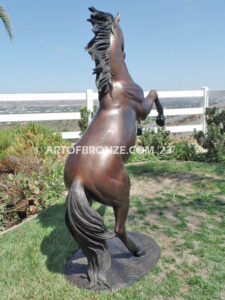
{"left": 86, "top": 7, "right": 126, "bottom": 99}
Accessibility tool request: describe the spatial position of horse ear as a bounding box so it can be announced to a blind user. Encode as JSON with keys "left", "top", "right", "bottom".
{"left": 115, "top": 12, "right": 120, "bottom": 23}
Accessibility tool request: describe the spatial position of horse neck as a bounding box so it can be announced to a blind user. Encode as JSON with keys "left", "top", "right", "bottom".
{"left": 109, "top": 43, "right": 132, "bottom": 83}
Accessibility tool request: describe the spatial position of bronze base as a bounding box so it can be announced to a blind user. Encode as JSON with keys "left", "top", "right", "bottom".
{"left": 64, "top": 232, "right": 160, "bottom": 291}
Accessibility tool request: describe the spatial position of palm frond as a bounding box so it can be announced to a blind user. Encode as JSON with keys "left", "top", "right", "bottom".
{"left": 0, "top": 5, "right": 13, "bottom": 40}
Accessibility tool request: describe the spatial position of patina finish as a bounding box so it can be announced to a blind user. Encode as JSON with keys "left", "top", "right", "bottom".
{"left": 64, "top": 7, "right": 165, "bottom": 289}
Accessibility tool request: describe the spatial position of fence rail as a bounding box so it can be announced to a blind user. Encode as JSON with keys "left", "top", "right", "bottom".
{"left": 0, "top": 87, "right": 209, "bottom": 139}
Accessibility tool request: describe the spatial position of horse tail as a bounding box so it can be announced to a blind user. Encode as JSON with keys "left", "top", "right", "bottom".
{"left": 65, "top": 181, "right": 114, "bottom": 289}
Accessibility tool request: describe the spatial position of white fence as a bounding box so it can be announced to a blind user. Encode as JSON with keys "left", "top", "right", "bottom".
{"left": 0, "top": 87, "right": 209, "bottom": 139}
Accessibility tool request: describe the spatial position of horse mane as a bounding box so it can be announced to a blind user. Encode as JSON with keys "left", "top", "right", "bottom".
{"left": 85, "top": 7, "right": 116, "bottom": 99}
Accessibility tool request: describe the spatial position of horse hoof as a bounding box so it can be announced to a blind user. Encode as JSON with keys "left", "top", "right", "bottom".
{"left": 134, "top": 248, "right": 146, "bottom": 257}
{"left": 156, "top": 115, "right": 165, "bottom": 127}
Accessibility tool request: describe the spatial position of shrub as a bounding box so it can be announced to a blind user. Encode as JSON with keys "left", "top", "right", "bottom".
{"left": 0, "top": 123, "right": 69, "bottom": 230}
{"left": 0, "top": 123, "right": 68, "bottom": 160}
{"left": 78, "top": 105, "right": 97, "bottom": 136}
{"left": 194, "top": 108, "right": 225, "bottom": 163}
{"left": 138, "top": 127, "right": 171, "bottom": 156}
{"left": 127, "top": 127, "right": 172, "bottom": 163}
{"left": 0, "top": 128, "right": 14, "bottom": 160}
{"left": 128, "top": 150, "right": 157, "bottom": 163}
{"left": 0, "top": 160, "right": 65, "bottom": 230}
{"left": 173, "top": 140, "right": 196, "bottom": 161}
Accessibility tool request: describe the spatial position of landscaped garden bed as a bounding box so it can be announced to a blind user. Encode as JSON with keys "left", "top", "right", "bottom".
{"left": 0, "top": 123, "right": 68, "bottom": 231}
{"left": 0, "top": 160, "right": 224, "bottom": 299}
{"left": 0, "top": 119, "right": 224, "bottom": 298}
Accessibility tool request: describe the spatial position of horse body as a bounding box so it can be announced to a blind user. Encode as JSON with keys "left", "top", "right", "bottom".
{"left": 64, "top": 103, "right": 134, "bottom": 207}
{"left": 65, "top": 57, "right": 143, "bottom": 204}
{"left": 65, "top": 23, "right": 149, "bottom": 203}
{"left": 64, "top": 7, "right": 164, "bottom": 289}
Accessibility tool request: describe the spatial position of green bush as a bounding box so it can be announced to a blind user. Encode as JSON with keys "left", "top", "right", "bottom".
{"left": 78, "top": 105, "right": 97, "bottom": 136}
{"left": 194, "top": 108, "right": 225, "bottom": 163}
{"left": 0, "top": 128, "right": 14, "bottom": 159}
{"left": 173, "top": 141, "right": 196, "bottom": 161}
{"left": 138, "top": 127, "right": 171, "bottom": 156}
{"left": 0, "top": 123, "right": 69, "bottom": 230}
{"left": 0, "top": 159, "right": 65, "bottom": 230}
{"left": 128, "top": 150, "right": 157, "bottom": 163}
{"left": 127, "top": 127, "right": 172, "bottom": 163}
{"left": 1, "top": 122, "right": 68, "bottom": 160}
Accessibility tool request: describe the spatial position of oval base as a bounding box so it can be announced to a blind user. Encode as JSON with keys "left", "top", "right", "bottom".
{"left": 64, "top": 232, "right": 160, "bottom": 291}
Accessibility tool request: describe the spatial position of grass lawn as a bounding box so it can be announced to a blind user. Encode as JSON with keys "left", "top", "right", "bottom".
{"left": 0, "top": 160, "right": 225, "bottom": 299}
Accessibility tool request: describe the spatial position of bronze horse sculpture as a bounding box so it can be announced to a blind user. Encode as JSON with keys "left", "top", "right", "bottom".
{"left": 64, "top": 7, "right": 165, "bottom": 289}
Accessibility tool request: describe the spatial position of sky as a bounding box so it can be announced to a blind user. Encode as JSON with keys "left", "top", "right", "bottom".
{"left": 0, "top": 0, "right": 225, "bottom": 93}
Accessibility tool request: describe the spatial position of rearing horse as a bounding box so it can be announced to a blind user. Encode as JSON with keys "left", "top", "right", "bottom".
{"left": 64, "top": 7, "right": 165, "bottom": 289}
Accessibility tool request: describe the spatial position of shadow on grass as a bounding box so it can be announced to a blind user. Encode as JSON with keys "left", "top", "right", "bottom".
{"left": 134, "top": 193, "right": 225, "bottom": 230}
{"left": 145, "top": 197, "right": 225, "bottom": 214}
{"left": 126, "top": 163, "right": 225, "bottom": 186}
{"left": 38, "top": 201, "right": 107, "bottom": 275}
{"left": 126, "top": 161, "right": 225, "bottom": 177}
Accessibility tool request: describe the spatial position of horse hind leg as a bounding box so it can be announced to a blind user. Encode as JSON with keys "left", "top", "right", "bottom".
{"left": 113, "top": 200, "right": 145, "bottom": 256}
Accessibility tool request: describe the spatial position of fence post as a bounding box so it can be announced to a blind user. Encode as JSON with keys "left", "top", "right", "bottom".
{"left": 201, "top": 87, "right": 209, "bottom": 134}
{"left": 86, "top": 89, "right": 94, "bottom": 123}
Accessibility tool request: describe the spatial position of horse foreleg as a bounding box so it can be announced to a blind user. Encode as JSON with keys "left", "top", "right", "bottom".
{"left": 113, "top": 201, "right": 145, "bottom": 257}
{"left": 144, "top": 90, "right": 165, "bottom": 126}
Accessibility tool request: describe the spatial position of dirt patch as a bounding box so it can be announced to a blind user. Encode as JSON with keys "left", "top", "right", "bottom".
{"left": 130, "top": 178, "right": 162, "bottom": 198}
{"left": 187, "top": 215, "right": 201, "bottom": 231}
{"left": 129, "top": 172, "right": 219, "bottom": 283}
{"left": 130, "top": 173, "right": 202, "bottom": 199}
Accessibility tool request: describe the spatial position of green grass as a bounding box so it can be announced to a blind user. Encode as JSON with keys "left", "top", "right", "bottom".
{"left": 126, "top": 160, "right": 225, "bottom": 177}
{"left": 0, "top": 161, "right": 225, "bottom": 299}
